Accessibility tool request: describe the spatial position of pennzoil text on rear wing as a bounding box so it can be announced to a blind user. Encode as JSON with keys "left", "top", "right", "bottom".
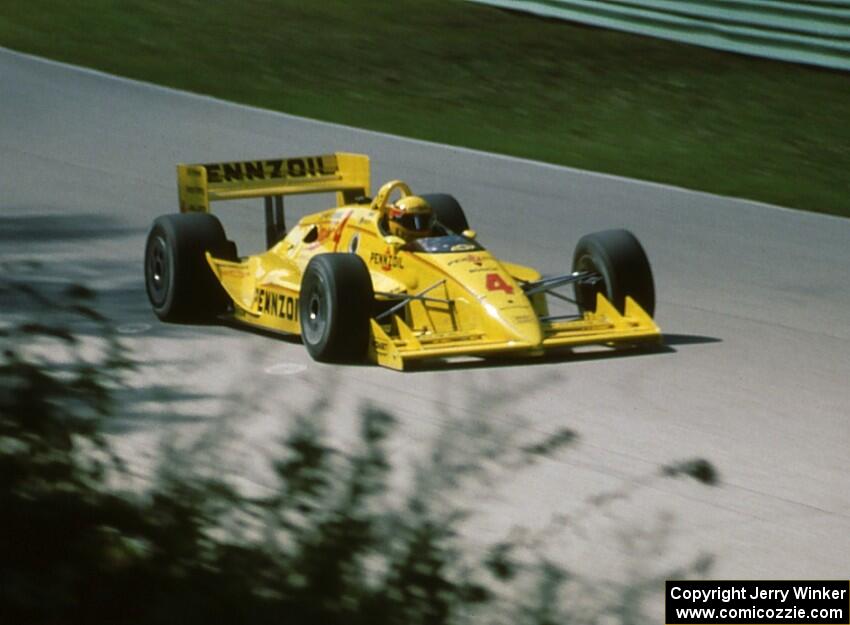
{"left": 177, "top": 152, "right": 371, "bottom": 213}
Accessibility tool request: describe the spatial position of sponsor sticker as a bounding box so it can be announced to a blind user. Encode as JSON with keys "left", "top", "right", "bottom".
{"left": 255, "top": 288, "right": 299, "bottom": 321}
{"left": 203, "top": 156, "right": 337, "bottom": 184}
{"left": 370, "top": 248, "right": 404, "bottom": 271}
{"left": 448, "top": 253, "right": 486, "bottom": 267}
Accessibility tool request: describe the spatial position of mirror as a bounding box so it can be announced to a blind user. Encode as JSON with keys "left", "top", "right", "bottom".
{"left": 462, "top": 229, "right": 477, "bottom": 239}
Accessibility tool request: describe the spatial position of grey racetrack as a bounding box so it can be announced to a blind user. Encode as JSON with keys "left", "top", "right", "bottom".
{"left": 3, "top": 47, "right": 848, "bottom": 593}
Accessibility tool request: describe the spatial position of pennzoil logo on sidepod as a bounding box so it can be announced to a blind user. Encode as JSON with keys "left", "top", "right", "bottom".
{"left": 255, "top": 288, "right": 299, "bottom": 321}
{"left": 370, "top": 248, "right": 404, "bottom": 271}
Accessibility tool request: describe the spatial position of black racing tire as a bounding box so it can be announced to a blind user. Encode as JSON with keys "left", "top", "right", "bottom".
{"left": 299, "top": 254, "right": 374, "bottom": 363}
{"left": 144, "top": 213, "right": 231, "bottom": 322}
{"left": 572, "top": 229, "right": 655, "bottom": 316}
{"left": 421, "top": 193, "right": 470, "bottom": 234}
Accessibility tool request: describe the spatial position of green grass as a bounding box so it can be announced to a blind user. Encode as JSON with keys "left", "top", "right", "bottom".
{"left": 1, "top": 0, "right": 848, "bottom": 216}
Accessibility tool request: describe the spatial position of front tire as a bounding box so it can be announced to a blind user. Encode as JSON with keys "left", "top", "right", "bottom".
{"left": 299, "top": 254, "right": 374, "bottom": 362}
{"left": 144, "top": 213, "right": 231, "bottom": 322}
{"left": 572, "top": 229, "right": 655, "bottom": 316}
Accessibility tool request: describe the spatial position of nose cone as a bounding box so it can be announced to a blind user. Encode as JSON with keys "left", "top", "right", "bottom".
{"left": 481, "top": 293, "right": 543, "bottom": 348}
{"left": 425, "top": 250, "right": 543, "bottom": 349}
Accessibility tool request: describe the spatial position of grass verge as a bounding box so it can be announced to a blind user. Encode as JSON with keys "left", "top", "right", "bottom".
{"left": 1, "top": 0, "right": 848, "bottom": 216}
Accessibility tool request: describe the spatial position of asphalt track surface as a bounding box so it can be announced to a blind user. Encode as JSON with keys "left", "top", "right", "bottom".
{"left": 3, "top": 48, "right": 849, "bottom": 596}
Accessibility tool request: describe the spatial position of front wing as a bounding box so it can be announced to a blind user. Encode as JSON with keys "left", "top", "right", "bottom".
{"left": 369, "top": 293, "right": 660, "bottom": 370}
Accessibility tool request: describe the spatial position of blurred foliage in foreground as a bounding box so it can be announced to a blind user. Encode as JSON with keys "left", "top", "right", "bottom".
{"left": 0, "top": 279, "right": 717, "bottom": 624}
{"left": 1, "top": 0, "right": 848, "bottom": 216}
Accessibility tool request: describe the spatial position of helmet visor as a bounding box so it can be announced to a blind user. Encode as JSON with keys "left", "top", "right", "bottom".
{"left": 395, "top": 212, "right": 434, "bottom": 232}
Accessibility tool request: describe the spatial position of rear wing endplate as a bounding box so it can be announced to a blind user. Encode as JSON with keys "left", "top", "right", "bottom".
{"left": 177, "top": 152, "right": 370, "bottom": 213}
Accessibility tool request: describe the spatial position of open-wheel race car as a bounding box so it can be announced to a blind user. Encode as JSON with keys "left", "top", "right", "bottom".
{"left": 144, "top": 153, "right": 660, "bottom": 370}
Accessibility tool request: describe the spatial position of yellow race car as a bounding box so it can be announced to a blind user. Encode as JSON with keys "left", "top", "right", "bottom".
{"left": 144, "top": 153, "right": 660, "bottom": 370}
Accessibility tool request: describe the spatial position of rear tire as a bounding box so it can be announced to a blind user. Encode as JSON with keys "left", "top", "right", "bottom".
{"left": 144, "top": 213, "right": 231, "bottom": 322}
{"left": 299, "top": 254, "right": 374, "bottom": 362}
{"left": 421, "top": 193, "right": 469, "bottom": 234}
{"left": 572, "top": 229, "right": 655, "bottom": 316}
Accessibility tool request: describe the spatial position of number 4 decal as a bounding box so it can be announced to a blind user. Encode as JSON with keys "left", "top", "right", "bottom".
{"left": 485, "top": 272, "right": 514, "bottom": 294}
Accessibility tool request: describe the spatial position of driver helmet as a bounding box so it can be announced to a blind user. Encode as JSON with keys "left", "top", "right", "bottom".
{"left": 387, "top": 195, "right": 435, "bottom": 240}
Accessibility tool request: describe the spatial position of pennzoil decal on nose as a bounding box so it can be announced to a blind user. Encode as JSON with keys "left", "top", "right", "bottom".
{"left": 255, "top": 288, "right": 299, "bottom": 321}
{"left": 370, "top": 248, "right": 404, "bottom": 271}
{"left": 448, "top": 253, "right": 486, "bottom": 267}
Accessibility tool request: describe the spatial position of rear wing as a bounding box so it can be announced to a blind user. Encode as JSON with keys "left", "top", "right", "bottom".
{"left": 177, "top": 152, "right": 370, "bottom": 213}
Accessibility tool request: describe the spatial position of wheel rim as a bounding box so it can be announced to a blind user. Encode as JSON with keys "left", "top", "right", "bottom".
{"left": 574, "top": 254, "right": 608, "bottom": 309}
{"left": 146, "top": 235, "right": 170, "bottom": 307}
{"left": 302, "top": 275, "right": 328, "bottom": 346}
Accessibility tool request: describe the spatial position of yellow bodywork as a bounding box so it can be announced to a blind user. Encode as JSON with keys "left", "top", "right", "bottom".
{"left": 181, "top": 152, "right": 661, "bottom": 370}
{"left": 369, "top": 294, "right": 658, "bottom": 370}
